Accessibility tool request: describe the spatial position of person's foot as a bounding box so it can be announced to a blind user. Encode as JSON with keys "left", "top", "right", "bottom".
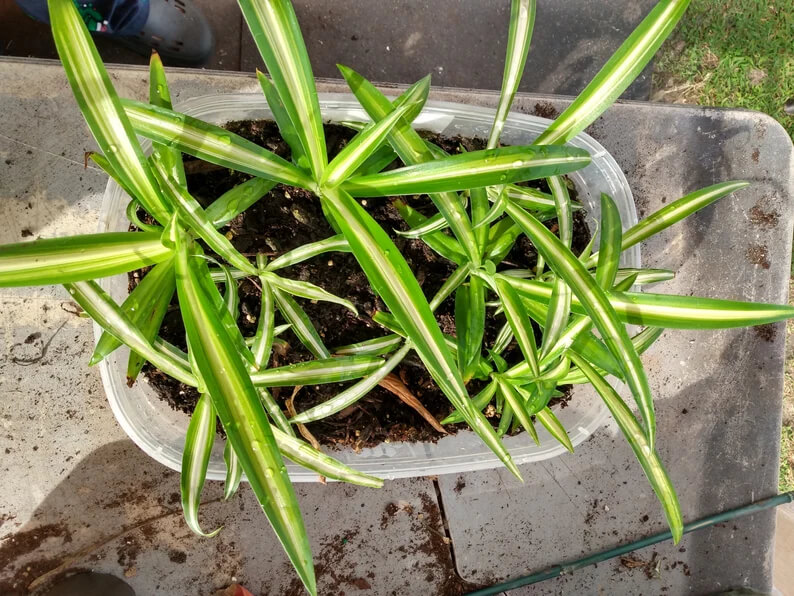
{"left": 119, "top": 0, "right": 214, "bottom": 65}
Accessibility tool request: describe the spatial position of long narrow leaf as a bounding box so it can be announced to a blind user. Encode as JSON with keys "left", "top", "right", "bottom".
{"left": 585, "top": 181, "right": 749, "bottom": 269}
{"left": 535, "top": 407, "right": 573, "bottom": 452}
{"left": 48, "top": 0, "right": 171, "bottom": 224}
{"left": 123, "top": 99, "right": 314, "bottom": 189}
{"left": 455, "top": 278, "right": 486, "bottom": 381}
{"left": 0, "top": 232, "right": 171, "bottom": 287}
{"left": 505, "top": 201, "right": 656, "bottom": 447}
{"left": 256, "top": 70, "right": 310, "bottom": 170}
{"left": 487, "top": 0, "right": 536, "bottom": 149}
{"left": 149, "top": 52, "right": 186, "bottom": 187}
{"left": 250, "top": 356, "right": 385, "bottom": 387}
{"left": 322, "top": 101, "right": 420, "bottom": 188}
{"left": 289, "top": 343, "right": 411, "bottom": 423}
{"left": 65, "top": 280, "right": 196, "bottom": 386}
{"left": 262, "top": 272, "right": 358, "bottom": 314}
{"left": 173, "top": 226, "right": 315, "bottom": 595}
{"left": 239, "top": 0, "right": 327, "bottom": 181}
{"left": 337, "top": 65, "right": 481, "bottom": 264}
{"left": 510, "top": 276, "right": 794, "bottom": 329}
{"left": 155, "top": 163, "right": 257, "bottom": 275}
{"left": 494, "top": 276, "right": 539, "bottom": 376}
{"left": 267, "top": 235, "right": 351, "bottom": 271}
{"left": 333, "top": 334, "right": 403, "bottom": 357}
{"left": 534, "top": 0, "right": 691, "bottom": 145}
{"left": 273, "top": 288, "right": 330, "bottom": 358}
{"left": 570, "top": 352, "right": 683, "bottom": 541}
{"left": 320, "top": 186, "right": 520, "bottom": 478}
{"left": 207, "top": 177, "right": 277, "bottom": 228}
{"left": 272, "top": 427, "right": 383, "bottom": 487}
{"left": 223, "top": 440, "right": 243, "bottom": 500}
{"left": 343, "top": 145, "right": 590, "bottom": 197}
{"left": 181, "top": 393, "right": 221, "bottom": 536}
{"left": 596, "top": 192, "right": 622, "bottom": 289}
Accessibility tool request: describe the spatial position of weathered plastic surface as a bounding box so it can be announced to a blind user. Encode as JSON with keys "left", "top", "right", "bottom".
{"left": 0, "top": 58, "right": 791, "bottom": 594}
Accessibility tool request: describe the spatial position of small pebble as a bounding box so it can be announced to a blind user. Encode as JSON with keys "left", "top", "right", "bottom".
{"left": 361, "top": 200, "right": 368, "bottom": 206}
{"left": 327, "top": 260, "right": 334, "bottom": 267}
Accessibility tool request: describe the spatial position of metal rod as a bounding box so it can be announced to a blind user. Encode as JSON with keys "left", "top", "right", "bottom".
{"left": 467, "top": 491, "right": 794, "bottom": 595}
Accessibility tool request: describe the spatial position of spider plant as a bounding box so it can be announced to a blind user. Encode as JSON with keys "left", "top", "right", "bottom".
{"left": 2, "top": 0, "right": 791, "bottom": 592}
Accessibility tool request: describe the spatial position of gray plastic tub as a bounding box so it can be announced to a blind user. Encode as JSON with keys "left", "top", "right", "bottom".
{"left": 97, "top": 93, "right": 638, "bottom": 481}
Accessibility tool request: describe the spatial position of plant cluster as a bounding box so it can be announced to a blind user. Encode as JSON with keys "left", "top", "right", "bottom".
{"left": 3, "top": 0, "right": 792, "bottom": 593}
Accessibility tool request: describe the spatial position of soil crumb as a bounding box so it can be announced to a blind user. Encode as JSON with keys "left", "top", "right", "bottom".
{"left": 746, "top": 244, "right": 771, "bottom": 269}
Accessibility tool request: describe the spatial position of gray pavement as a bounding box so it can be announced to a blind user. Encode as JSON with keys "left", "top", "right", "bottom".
{"left": 0, "top": 58, "right": 792, "bottom": 595}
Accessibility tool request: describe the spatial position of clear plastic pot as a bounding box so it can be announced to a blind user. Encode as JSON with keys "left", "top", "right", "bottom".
{"left": 97, "top": 93, "right": 638, "bottom": 481}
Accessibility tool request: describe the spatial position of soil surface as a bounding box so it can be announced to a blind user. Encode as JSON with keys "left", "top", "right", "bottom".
{"left": 136, "top": 120, "right": 590, "bottom": 450}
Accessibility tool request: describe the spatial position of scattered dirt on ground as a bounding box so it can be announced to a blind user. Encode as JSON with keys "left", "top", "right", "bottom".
{"left": 136, "top": 120, "right": 588, "bottom": 450}
{"left": 754, "top": 324, "right": 778, "bottom": 343}
{"left": 453, "top": 476, "right": 466, "bottom": 494}
{"left": 746, "top": 244, "right": 771, "bottom": 269}
{"left": 749, "top": 204, "right": 779, "bottom": 229}
{"left": 751, "top": 148, "right": 760, "bottom": 163}
{"left": 0, "top": 523, "right": 73, "bottom": 595}
{"left": 533, "top": 101, "right": 558, "bottom": 119}
{"left": 619, "top": 551, "right": 661, "bottom": 579}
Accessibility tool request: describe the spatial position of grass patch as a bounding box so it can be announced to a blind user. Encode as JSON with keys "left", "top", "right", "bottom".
{"left": 653, "top": 0, "right": 793, "bottom": 137}
{"left": 782, "top": 426, "right": 794, "bottom": 493}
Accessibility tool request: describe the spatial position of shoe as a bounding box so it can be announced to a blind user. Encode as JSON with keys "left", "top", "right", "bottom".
{"left": 119, "top": 0, "right": 214, "bottom": 66}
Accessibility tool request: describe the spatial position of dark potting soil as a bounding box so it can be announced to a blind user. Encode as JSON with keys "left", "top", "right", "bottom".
{"left": 136, "top": 120, "right": 590, "bottom": 450}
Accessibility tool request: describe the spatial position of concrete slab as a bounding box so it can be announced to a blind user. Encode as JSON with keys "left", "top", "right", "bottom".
{"left": 240, "top": 0, "right": 657, "bottom": 99}
{"left": 0, "top": 58, "right": 792, "bottom": 595}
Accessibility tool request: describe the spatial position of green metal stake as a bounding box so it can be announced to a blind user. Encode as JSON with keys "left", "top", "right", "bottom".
{"left": 467, "top": 491, "right": 794, "bottom": 595}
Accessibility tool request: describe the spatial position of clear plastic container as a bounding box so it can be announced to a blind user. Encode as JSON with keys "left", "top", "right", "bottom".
{"left": 97, "top": 93, "right": 638, "bottom": 481}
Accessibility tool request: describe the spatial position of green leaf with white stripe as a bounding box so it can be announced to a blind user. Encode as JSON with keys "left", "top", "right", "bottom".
{"left": 487, "top": 0, "right": 536, "bottom": 149}
{"left": 584, "top": 181, "right": 749, "bottom": 269}
{"left": 570, "top": 352, "right": 683, "bottom": 542}
{"left": 509, "top": 276, "right": 794, "bottom": 329}
{"left": 289, "top": 343, "right": 411, "bottom": 424}
{"left": 535, "top": 407, "right": 573, "bottom": 452}
{"left": 148, "top": 52, "right": 186, "bottom": 187}
{"left": 273, "top": 288, "right": 330, "bottom": 359}
{"left": 0, "top": 232, "right": 170, "bottom": 288}
{"left": 494, "top": 276, "right": 539, "bottom": 377}
{"left": 239, "top": 0, "right": 326, "bottom": 180}
{"left": 206, "top": 177, "right": 277, "bottom": 228}
{"left": 250, "top": 356, "right": 385, "bottom": 387}
{"left": 392, "top": 199, "right": 466, "bottom": 264}
{"left": 596, "top": 192, "right": 622, "bottom": 289}
{"left": 154, "top": 162, "right": 257, "bottom": 275}
{"left": 65, "top": 280, "right": 196, "bottom": 386}
{"left": 123, "top": 99, "right": 314, "bottom": 189}
{"left": 333, "top": 334, "right": 403, "bottom": 357}
{"left": 337, "top": 65, "right": 482, "bottom": 264}
{"left": 495, "top": 377, "right": 539, "bottom": 444}
{"left": 261, "top": 272, "right": 357, "bottom": 315}
{"left": 455, "top": 278, "right": 486, "bottom": 381}
{"left": 534, "top": 0, "right": 691, "bottom": 146}
{"left": 48, "top": 0, "right": 171, "bottom": 224}
{"left": 322, "top": 100, "right": 422, "bottom": 189}
{"left": 223, "top": 440, "right": 243, "bottom": 501}
{"left": 343, "top": 145, "right": 590, "bottom": 197}
{"left": 181, "top": 392, "right": 221, "bottom": 536}
{"left": 273, "top": 427, "right": 383, "bottom": 487}
{"left": 267, "top": 235, "right": 351, "bottom": 271}
{"left": 90, "top": 258, "right": 174, "bottom": 368}
{"left": 256, "top": 70, "right": 310, "bottom": 171}
{"left": 505, "top": 201, "right": 657, "bottom": 447}
{"left": 172, "top": 226, "right": 315, "bottom": 596}
{"left": 320, "top": 186, "right": 521, "bottom": 479}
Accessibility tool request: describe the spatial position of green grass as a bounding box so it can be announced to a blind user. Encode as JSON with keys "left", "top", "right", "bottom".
{"left": 653, "top": 0, "right": 793, "bottom": 137}
{"left": 782, "top": 426, "right": 794, "bottom": 493}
